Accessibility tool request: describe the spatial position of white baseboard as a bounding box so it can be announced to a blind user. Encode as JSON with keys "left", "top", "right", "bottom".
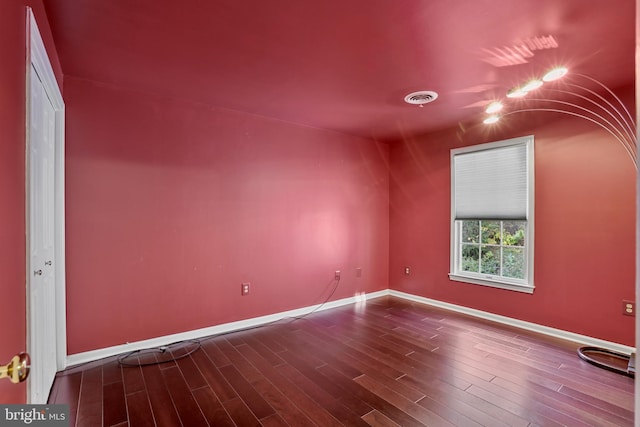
{"left": 66, "top": 288, "right": 635, "bottom": 368}
{"left": 389, "top": 289, "right": 636, "bottom": 355}
{"left": 65, "top": 289, "right": 389, "bottom": 367}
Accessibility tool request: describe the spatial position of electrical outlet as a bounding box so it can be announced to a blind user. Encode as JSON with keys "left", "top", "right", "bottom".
{"left": 355, "top": 268, "right": 362, "bottom": 278}
{"left": 335, "top": 270, "right": 341, "bottom": 280}
{"left": 241, "top": 282, "right": 250, "bottom": 296}
{"left": 622, "top": 299, "right": 635, "bottom": 316}
{"left": 404, "top": 266, "right": 411, "bottom": 275}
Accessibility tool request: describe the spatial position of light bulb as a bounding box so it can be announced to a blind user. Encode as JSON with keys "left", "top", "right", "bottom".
{"left": 506, "top": 87, "right": 528, "bottom": 98}
{"left": 521, "top": 79, "right": 543, "bottom": 92}
{"left": 485, "top": 101, "right": 504, "bottom": 114}
{"left": 542, "top": 67, "right": 568, "bottom": 82}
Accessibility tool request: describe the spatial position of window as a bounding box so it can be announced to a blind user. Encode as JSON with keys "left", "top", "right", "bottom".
{"left": 450, "top": 135, "right": 534, "bottom": 293}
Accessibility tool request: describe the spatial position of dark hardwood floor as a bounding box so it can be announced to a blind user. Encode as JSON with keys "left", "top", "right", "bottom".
{"left": 48, "top": 296, "right": 635, "bottom": 426}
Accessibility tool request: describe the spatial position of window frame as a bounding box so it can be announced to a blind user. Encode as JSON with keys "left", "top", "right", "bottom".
{"left": 449, "top": 136, "right": 535, "bottom": 293}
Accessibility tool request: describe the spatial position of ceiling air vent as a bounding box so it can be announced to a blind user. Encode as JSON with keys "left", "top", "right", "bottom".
{"left": 404, "top": 90, "right": 439, "bottom": 105}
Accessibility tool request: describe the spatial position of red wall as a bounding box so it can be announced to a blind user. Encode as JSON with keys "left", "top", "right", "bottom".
{"left": 0, "top": 0, "right": 62, "bottom": 404}
{"left": 64, "top": 77, "right": 389, "bottom": 354}
{"left": 389, "top": 98, "right": 636, "bottom": 346}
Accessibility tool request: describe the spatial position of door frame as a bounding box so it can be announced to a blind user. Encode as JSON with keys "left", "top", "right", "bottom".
{"left": 25, "top": 7, "right": 66, "bottom": 401}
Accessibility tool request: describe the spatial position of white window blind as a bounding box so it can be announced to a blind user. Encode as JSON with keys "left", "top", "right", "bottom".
{"left": 452, "top": 139, "right": 529, "bottom": 220}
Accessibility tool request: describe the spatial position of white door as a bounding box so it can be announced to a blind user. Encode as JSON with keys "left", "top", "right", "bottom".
{"left": 28, "top": 64, "right": 58, "bottom": 404}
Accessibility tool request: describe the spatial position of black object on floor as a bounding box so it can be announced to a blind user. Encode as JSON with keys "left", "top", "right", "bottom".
{"left": 577, "top": 347, "right": 635, "bottom": 378}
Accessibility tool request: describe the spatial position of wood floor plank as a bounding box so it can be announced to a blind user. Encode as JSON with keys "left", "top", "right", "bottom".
{"left": 173, "top": 351, "right": 207, "bottom": 390}
{"left": 225, "top": 333, "right": 247, "bottom": 347}
{"left": 234, "top": 335, "right": 341, "bottom": 427}
{"left": 492, "top": 376, "right": 632, "bottom": 427}
{"left": 431, "top": 340, "right": 566, "bottom": 392}
{"left": 249, "top": 326, "right": 288, "bottom": 354}
{"left": 361, "top": 410, "right": 402, "bottom": 427}
{"left": 382, "top": 327, "right": 440, "bottom": 353}
{"left": 398, "top": 374, "right": 527, "bottom": 427}
{"left": 558, "top": 384, "right": 634, "bottom": 421}
{"left": 276, "top": 362, "right": 370, "bottom": 427}
{"left": 219, "top": 364, "right": 276, "bottom": 420}
{"left": 260, "top": 413, "right": 290, "bottom": 427}
{"left": 287, "top": 321, "right": 406, "bottom": 380}
{"left": 558, "top": 360, "right": 635, "bottom": 389}
{"left": 200, "top": 338, "right": 232, "bottom": 367}
{"left": 190, "top": 347, "right": 238, "bottom": 402}
{"left": 126, "top": 390, "right": 155, "bottom": 427}
{"left": 161, "top": 365, "right": 208, "bottom": 427}
{"left": 251, "top": 373, "right": 318, "bottom": 426}
{"left": 465, "top": 375, "right": 553, "bottom": 416}
{"left": 307, "top": 323, "right": 413, "bottom": 379}
{"left": 354, "top": 374, "right": 456, "bottom": 427}
{"left": 261, "top": 328, "right": 328, "bottom": 369}
{"left": 103, "top": 381, "right": 127, "bottom": 427}
{"left": 290, "top": 327, "right": 367, "bottom": 378}
{"left": 139, "top": 364, "right": 182, "bottom": 427}
{"left": 311, "top": 370, "right": 427, "bottom": 427}
{"left": 192, "top": 386, "right": 236, "bottom": 427}
{"left": 241, "top": 334, "right": 286, "bottom": 367}
{"left": 222, "top": 396, "right": 262, "bottom": 427}
{"left": 416, "top": 395, "right": 486, "bottom": 427}
{"left": 278, "top": 348, "right": 373, "bottom": 417}
{"left": 121, "top": 360, "right": 146, "bottom": 395}
{"left": 215, "top": 338, "right": 265, "bottom": 383}
{"left": 292, "top": 332, "right": 424, "bottom": 402}
{"left": 51, "top": 295, "right": 636, "bottom": 427}
{"left": 465, "top": 383, "right": 563, "bottom": 427}
{"left": 76, "top": 366, "right": 103, "bottom": 427}
{"left": 406, "top": 344, "right": 497, "bottom": 382}
{"left": 343, "top": 331, "right": 488, "bottom": 394}
{"left": 485, "top": 351, "right": 635, "bottom": 411}
{"left": 289, "top": 326, "right": 427, "bottom": 403}
{"left": 50, "top": 371, "right": 82, "bottom": 427}
{"left": 102, "top": 360, "right": 123, "bottom": 386}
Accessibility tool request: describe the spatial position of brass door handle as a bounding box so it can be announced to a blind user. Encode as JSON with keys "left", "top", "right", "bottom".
{"left": 0, "top": 352, "right": 30, "bottom": 383}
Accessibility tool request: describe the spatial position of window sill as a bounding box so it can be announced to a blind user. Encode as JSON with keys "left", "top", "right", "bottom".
{"left": 449, "top": 273, "right": 534, "bottom": 294}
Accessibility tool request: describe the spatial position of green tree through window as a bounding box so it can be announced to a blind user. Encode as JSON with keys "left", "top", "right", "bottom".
{"left": 459, "top": 220, "right": 526, "bottom": 280}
